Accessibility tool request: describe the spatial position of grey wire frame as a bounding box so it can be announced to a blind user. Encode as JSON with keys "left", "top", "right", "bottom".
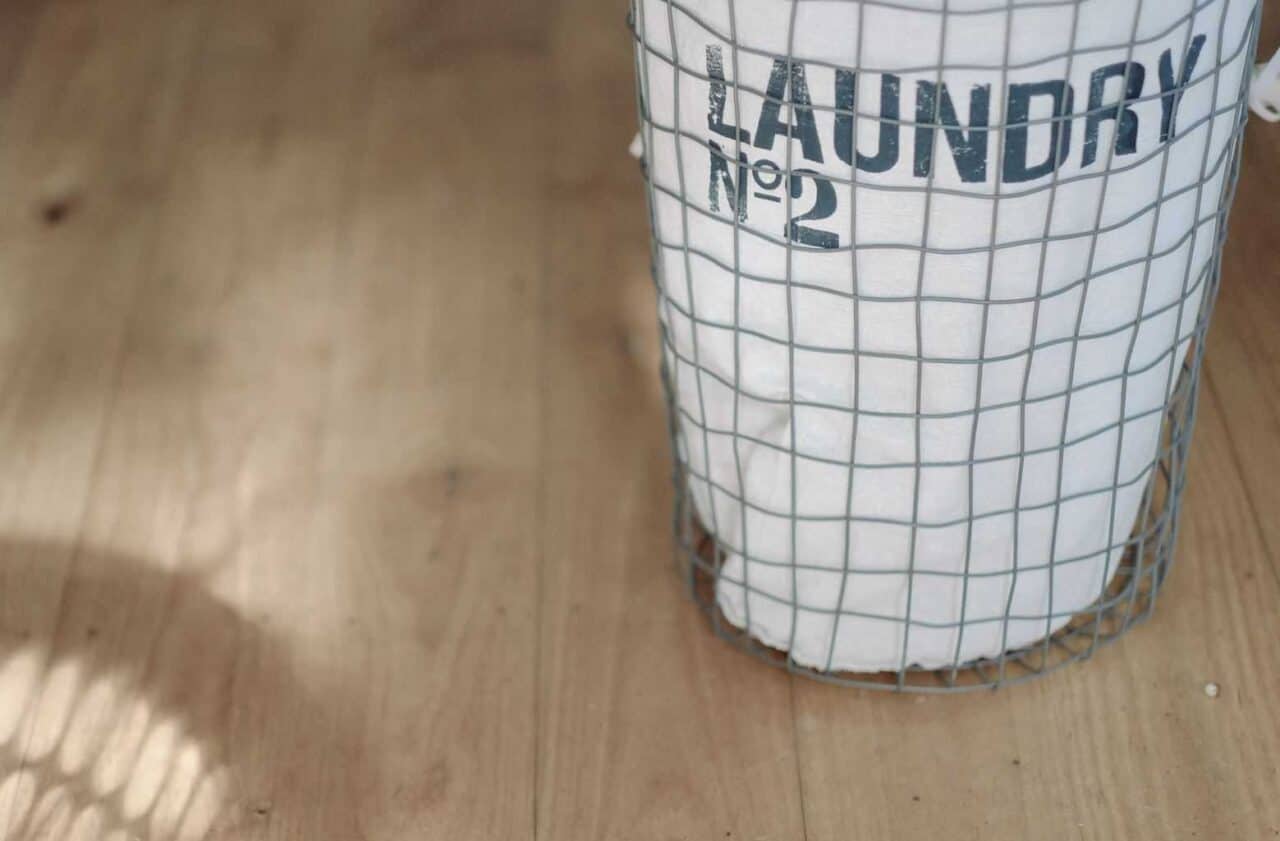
{"left": 630, "top": 0, "right": 1260, "bottom": 691}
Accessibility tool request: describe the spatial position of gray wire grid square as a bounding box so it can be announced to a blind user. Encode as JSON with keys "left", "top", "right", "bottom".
{"left": 630, "top": 0, "right": 1259, "bottom": 691}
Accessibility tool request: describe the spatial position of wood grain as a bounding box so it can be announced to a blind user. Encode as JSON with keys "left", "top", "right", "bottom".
{"left": 0, "top": 0, "right": 1274, "bottom": 839}
{"left": 536, "top": 4, "right": 806, "bottom": 840}
{"left": 1201, "top": 118, "right": 1280, "bottom": 566}
{"left": 327, "top": 5, "right": 546, "bottom": 836}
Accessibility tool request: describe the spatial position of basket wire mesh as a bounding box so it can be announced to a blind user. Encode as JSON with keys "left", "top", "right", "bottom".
{"left": 630, "top": 0, "right": 1259, "bottom": 690}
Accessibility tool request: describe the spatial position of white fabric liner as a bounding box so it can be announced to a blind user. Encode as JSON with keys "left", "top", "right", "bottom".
{"left": 635, "top": 0, "right": 1255, "bottom": 670}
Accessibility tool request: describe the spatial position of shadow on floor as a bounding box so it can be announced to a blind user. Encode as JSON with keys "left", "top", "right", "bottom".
{"left": 0, "top": 537, "right": 348, "bottom": 841}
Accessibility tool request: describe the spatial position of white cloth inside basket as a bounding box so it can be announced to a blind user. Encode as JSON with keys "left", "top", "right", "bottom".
{"left": 634, "top": 0, "right": 1256, "bottom": 671}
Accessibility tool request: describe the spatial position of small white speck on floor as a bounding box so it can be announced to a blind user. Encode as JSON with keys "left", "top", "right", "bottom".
{"left": 1203, "top": 681, "right": 1220, "bottom": 698}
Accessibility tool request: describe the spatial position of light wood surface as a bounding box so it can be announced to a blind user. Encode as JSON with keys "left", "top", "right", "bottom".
{"left": 0, "top": 1, "right": 1276, "bottom": 839}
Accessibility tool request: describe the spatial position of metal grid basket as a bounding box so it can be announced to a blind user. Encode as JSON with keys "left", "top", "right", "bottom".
{"left": 630, "top": 0, "right": 1259, "bottom": 691}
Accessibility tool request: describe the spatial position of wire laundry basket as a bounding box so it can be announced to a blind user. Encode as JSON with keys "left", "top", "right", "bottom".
{"left": 630, "top": 0, "right": 1260, "bottom": 691}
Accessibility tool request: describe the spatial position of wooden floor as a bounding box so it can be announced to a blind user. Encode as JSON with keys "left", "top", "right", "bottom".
{"left": 0, "top": 0, "right": 1276, "bottom": 839}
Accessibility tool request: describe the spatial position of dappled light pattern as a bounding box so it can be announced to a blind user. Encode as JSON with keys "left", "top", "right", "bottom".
{"left": 0, "top": 538, "right": 294, "bottom": 840}
{"left": 0, "top": 642, "right": 227, "bottom": 840}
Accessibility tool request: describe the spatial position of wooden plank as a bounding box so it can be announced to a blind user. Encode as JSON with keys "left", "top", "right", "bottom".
{"left": 0, "top": 0, "right": 209, "bottom": 610}
{"left": 1, "top": 1, "right": 374, "bottom": 839}
{"left": 0, "top": 1, "right": 46, "bottom": 110}
{"left": 0, "top": 1, "right": 215, "bottom": 838}
{"left": 535, "top": 2, "right": 808, "bottom": 839}
{"left": 1200, "top": 115, "right": 1280, "bottom": 565}
{"left": 0, "top": 0, "right": 552, "bottom": 836}
{"left": 318, "top": 2, "right": 547, "bottom": 838}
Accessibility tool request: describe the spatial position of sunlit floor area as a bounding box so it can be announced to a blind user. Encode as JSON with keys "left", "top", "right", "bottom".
{"left": 0, "top": 645, "right": 226, "bottom": 841}
{"left": 0, "top": 0, "right": 1277, "bottom": 839}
